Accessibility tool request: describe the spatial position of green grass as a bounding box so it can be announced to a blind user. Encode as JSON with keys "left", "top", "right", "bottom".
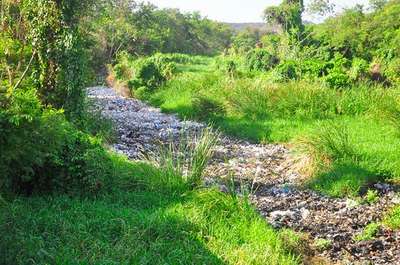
{"left": 0, "top": 154, "right": 299, "bottom": 265}
{"left": 353, "top": 222, "right": 380, "bottom": 241}
{"left": 383, "top": 205, "right": 400, "bottom": 230}
{"left": 132, "top": 58, "right": 400, "bottom": 197}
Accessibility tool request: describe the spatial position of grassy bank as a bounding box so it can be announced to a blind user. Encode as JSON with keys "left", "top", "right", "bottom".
{"left": 0, "top": 152, "right": 300, "bottom": 265}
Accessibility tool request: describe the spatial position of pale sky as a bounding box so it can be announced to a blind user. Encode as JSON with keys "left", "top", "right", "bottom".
{"left": 144, "top": 0, "right": 371, "bottom": 23}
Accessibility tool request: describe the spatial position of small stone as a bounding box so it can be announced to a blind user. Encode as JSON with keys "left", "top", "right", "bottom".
{"left": 345, "top": 199, "right": 359, "bottom": 209}
{"left": 300, "top": 207, "right": 310, "bottom": 219}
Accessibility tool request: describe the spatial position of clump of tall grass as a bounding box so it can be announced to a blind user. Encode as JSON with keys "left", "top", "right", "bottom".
{"left": 296, "top": 121, "right": 356, "bottom": 176}
{"left": 226, "top": 78, "right": 270, "bottom": 119}
{"left": 374, "top": 97, "right": 400, "bottom": 136}
{"left": 146, "top": 127, "right": 219, "bottom": 189}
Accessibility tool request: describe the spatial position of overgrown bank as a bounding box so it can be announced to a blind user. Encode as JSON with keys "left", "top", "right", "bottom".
{"left": 108, "top": 1, "right": 400, "bottom": 199}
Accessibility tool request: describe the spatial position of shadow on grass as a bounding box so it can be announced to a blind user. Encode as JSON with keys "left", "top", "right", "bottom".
{"left": 307, "top": 162, "right": 384, "bottom": 197}
{"left": 214, "top": 116, "right": 272, "bottom": 143}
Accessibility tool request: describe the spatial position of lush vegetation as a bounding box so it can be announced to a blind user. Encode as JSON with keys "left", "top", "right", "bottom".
{"left": 111, "top": 0, "right": 400, "bottom": 198}
{"left": 0, "top": 1, "right": 303, "bottom": 264}
{"left": 2, "top": 0, "right": 400, "bottom": 263}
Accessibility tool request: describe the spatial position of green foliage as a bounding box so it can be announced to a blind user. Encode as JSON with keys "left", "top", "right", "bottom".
{"left": 246, "top": 49, "right": 279, "bottom": 71}
{"left": 0, "top": 90, "right": 113, "bottom": 195}
{"left": 383, "top": 205, "right": 400, "bottom": 230}
{"left": 264, "top": 0, "right": 305, "bottom": 42}
{"left": 313, "top": 238, "right": 332, "bottom": 251}
{"left": 349, "top": 58, "right": 369, "bottom": 81}
{"left": 363, "top": 189, "right": 380, "bottom": 204}
{"left": 22, "top": 0, "right": 93, "bottom": 121}
{"left": 306, "top": 0, "right": 335, "bottom": 16}
{"left": 128, "top": 59, "right": 168, "bottom": 90}
{"left": 324, "top": 54, "right": 351, "bottom": 88}
{"left": 275, "top": 60, "right": 300, "bottom": 80}
{"left": 230, "top": 29, "right": 260, "bottom": 54}
{"left": 113, "top": 53, "right": 182, "bottom": 92}
{"left": 384, "top": 58, "right": 400, "bottom": 85}
{"left": 354, "top": 222, "right": 380, "bottom": 241}
{"left": 86, "top": 0, "right": 232, "bottom": 73}
{"left": 147, "top": 128, "right": 219, "bottom": 189}
{"left": 324, "top": 68, "right": 351, "bottom": 88}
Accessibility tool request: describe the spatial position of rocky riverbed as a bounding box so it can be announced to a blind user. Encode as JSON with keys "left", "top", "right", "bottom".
{"left": 88, "top": 86, "right": 400, "bottom": 265}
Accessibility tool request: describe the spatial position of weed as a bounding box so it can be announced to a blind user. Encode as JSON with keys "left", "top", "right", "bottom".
{"left": 313, "top": 238, "right": 332, "bottom": 251}
{"left": 383, "top": 205, "right": 400, "bottom": 230}
{"left": 296, "top": 121, "right": 356, "bottom": 176}
{"left": 147, "top": 127, "right": 219, "bottom": 189}
{"left": 354, "top": 222, "right": 380, "bottom": 241}
{"left": 278, "top": 229, "right": 309, "bottom": 255}
{"left": 362, "top": 189, "right": 380, "bottom": 204}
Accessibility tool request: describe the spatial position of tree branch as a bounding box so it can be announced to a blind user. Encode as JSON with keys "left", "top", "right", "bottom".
{"left": 12, "top": 51, "right": 36, "bottom": 92}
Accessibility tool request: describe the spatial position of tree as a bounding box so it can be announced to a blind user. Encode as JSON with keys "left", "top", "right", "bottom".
{"left": 264, "top": 0, "right": 304, "bottom": 43}
{"left": 0, "top": 0, "right": 94, "bottom": 121}
{"left": 306, "top": 0, "right": 335, "bottom": 16}
{"left": 369, "top": 0, "right": 388, "bottom": 10}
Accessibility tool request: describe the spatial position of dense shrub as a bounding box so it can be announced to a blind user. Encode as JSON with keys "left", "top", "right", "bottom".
{"left": 324, "top": 54, "right": 351, "bottom": 88}
{"left": 275, "top": 60, "right": 300, "bottom": 80}
{"left": 324, "top": 69, "right": 351, "bottom": 88}
{"left": 246, "top": 49, "right": 279, "bottom": 72}
{"left": 300, "top": 59, "right": 328, "bottom": 79}
{"left": 349, "top": 58, "right": 369, "bottom": 81}
{"left": 0, "top": 89, "right": 113, "bottom": 196}
{"left": 128, "top": 59, "right": 167, "bottom": 90}
{"left": 113, "top": 53, "right": 179, "bottom": 92}
{"left": 384, "top": 58, "right": 400, "bottom": 85}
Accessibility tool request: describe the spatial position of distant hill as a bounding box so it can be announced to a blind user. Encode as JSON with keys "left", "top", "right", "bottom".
{"left": 225, "top": 22, "right": 279, "bottom": 33}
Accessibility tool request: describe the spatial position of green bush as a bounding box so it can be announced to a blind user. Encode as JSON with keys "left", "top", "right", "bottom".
{"left": 275, "top": 60, "right": 300, "bottom": 80}
{"left": 384, "top": 58, "right": 400, "bottom": 85}
{"left": 128, "top": 59, "right": 166, "bottom": 90}
{"left": 349, "top": 58, "right": 369, "bottom": 81}
{"left": 300, "top": 59, "right": 328, "bottom": 79}
{"left": 0, "top": 89, "right": 113, "bottom": 196}
{"left": 246, "top": 49, "right": 279, "bottom": 72}
{"left": 325, "top": 69, "right": 351, "bottom": 88}
{"left": 113, "top": 53, "right": 178, "bottom": 92}
{"left": 324, "top": 54, "right": 352, "bottom": 88}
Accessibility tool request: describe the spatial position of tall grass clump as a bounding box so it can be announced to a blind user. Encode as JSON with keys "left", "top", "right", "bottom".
{"left": 295, "top": 121, "right": 376, "bottom": 197}
{"left": 297, "top": 121, "right": 356, "bottom": 165}
{"left": 374, "top": 96, "right": 400, "bottom": 136}
{"left": 226, "top": 78, "right": 271, "bottom": 119}
{"left": 146, "top": 127, "right": 219, "bottom": 189}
